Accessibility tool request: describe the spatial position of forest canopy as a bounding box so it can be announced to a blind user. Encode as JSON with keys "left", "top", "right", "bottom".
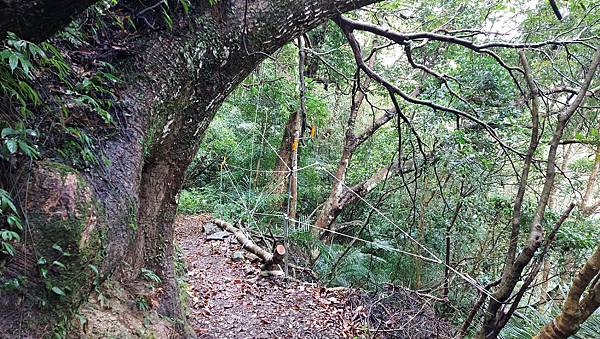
{"left": 0, "top": 0, "right": 599, "bottom": 338}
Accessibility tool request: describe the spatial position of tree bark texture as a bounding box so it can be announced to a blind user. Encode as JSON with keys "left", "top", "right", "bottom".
{"left": 534, "top": 242, "right": 600, "bottom": 339}
{"left": 0, "top": 0, "right": 98, "bottom": 42}
{"left": 272, "top": 110, "right": 302, "bottom": 193}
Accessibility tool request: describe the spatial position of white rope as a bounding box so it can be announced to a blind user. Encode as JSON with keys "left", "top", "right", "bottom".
{"left": 209, "top": 70, "right": 497, "bottom": 302}
{"left": 254, "top": 209, "right": 496, "bottom": 301}
{"left": 218, "top": 155, "right": 496, "bottom": 301}
{"left": 222, "top": 167, "right": 251, "bottom": 212}
{"left": 316, "top": 163, "right": 497, "bottom": 301}
{"left": 226, "top": 162, "right": 320, "bottom": 174}
{"left": 248, "top": 71, "right": 262, "bottom": 190}
{"left": 254, "top": 212, "right": 439, "bottom": 263}
{"left": 219, "top": 155, "right": 496, "bottom": 302}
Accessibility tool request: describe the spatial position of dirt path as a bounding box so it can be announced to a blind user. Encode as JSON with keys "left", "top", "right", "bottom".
{"left": 175, "top": 215, "right": 364, "bottom": 339}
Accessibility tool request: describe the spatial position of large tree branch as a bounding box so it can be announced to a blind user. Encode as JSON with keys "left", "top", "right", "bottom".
{"left": 502, "top": 50, "right": 541, "bottom": 279}
{"left": 535, "top": 242, "right": 600, "bottom": 338}
{"left": 494, "top": 203, "right": 575, "bottom": 336}
{"left": 334, "top": 16, "right": 519, "bottom": 155}
{"left": 0, "top": 0, "right": 382, "bottom": 44}
{"left": 548, "top": 0, "right": 563, "bottom": 20}
{"left": 0, "top": 0, "right": 98, "bottom": 42}
{"left": 351, "top": 108, "right": 396, "bottom": 149}
{"left": 336, "top": 15, "right": 596, "bottom": 51}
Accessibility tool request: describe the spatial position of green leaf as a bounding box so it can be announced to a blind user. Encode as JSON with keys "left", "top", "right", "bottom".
{"left": 2, "top": 242, "right": 16, "bottom": 256}
{"left": 18, "top": 80, "right": 40, "bottom": 104}
{"left": 5, "top": 139, "right": 17, "bottom": 154}
{"left": 51, "top": 286, "right": 66, "bottom": 296}
{"left": 8, "top": 54, "right": 18, "bottom": 72}
{"left": 7, "top": 215, "right": 23, "bottom": 230}
{"left": 180, "top": 0, "right": 190, "bottom": 13}
{"left": 17, "top": 54, "right": 32, "bottom": 76}
{"left": 1, "top": 194, "right": 17, "bottom": 213}
{"left": 162, "top": 7, "right": 173, "bottom": 30}
{"left": 52, "top": 261, "right": 66, "bottom": 269}
{"left": 17, "top": 140, "right": 39, "bottom": 158}
{"left": 1, "top": 128, "right": 18, "bottom": 138}
{"left": 28, "top": 43, "right": 45, "bottom": 59}
{"left": 88, "top": 264, "right": 99, "bottom": 275}
{"left": 1, "top": 229, "right": 20, "bottom": 241}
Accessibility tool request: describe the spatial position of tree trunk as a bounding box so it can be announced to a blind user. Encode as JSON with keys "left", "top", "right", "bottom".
{"left": 272, "top": 111, "right": 302, "bottom": 193}
{"left": 311, "top": 45, "right": 400, "bottom": 237}
{"left": 0, "top": 0, "right": 381, "bottom": 335}
{"left": 534, "top": 242, "right": 600, "bottom": 339}
{"left": 315, "top": 155, "right": 415, "bottom": 238}
{"left": 479, "top": 46, "right": 600, "bottom": 339}
{"left": 581, "top": 145, "right": 600, "bottom": 216}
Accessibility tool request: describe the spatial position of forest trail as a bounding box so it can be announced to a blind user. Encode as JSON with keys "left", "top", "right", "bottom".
{"left": 175, "top": 215, "right": 365, "bottom": 339}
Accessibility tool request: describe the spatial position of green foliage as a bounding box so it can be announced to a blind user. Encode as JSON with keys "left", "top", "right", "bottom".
{"left": 136, "top": 296, "right": 150, "bottom": 311}
{"left": 177, "top": 188, "right": 218, "bottom": 215}
{"left": 503, "top": 307, "right": 600, "bottom": 339}
{"left": 1, "top": 123, "right": 39, "bottom": 160}
{"left": 1, "top": 31, "right": 120, "bottom": 172}
{"left": 179, "top": 0, "right": 191, "bottom": 14}
{"left": 141, "top": 268, "right": 162, "bottom": 284}
{"left": 58, "top": 127, "right": 98, "bottom": 167}
{"left": 162, "top": 6, "right": 173, "bottom": 30}
{"left": 0, "top": 189, "right": 22, "bottom": 257}
{"left": 165, "top": 0, "right": 600, "bottom": 336}
{"left": 317, "top": 244, "right": 389, "bottom": 288}
{"left": 35, "top": 242, "right": 75, "bottom": 301}
{"left": 555, "top": 217, "right": 597, "bottom": 253}
{"left": 0, "top": 0, "right": 593, "bottom": 336}
{"left": 0, "top": 32, "right": 44, "bottom": 119}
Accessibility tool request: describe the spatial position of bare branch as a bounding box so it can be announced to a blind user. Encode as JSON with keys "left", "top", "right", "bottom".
{"left": 548, "top": 0, "right": 563, "bottom": 20}
{"left": 334, "top": 16, "right": 518, "bottom": 155}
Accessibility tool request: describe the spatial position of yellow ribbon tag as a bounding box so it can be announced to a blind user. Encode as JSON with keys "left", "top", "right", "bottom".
{"left": 292, "top": 138, "right": 299, "bottom": 151}
{"left": 310, "top": 125, "right": 316, "bottom": 139}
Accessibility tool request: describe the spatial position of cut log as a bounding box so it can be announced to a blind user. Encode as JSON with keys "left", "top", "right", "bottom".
{"left": 272, "top": 244, "right": 286, "bottom": 266}
{"left": 262, "top": 244, "right": 286, "bottom": 277}
{"left": 211, "top": 218, "right": 318, "bottom": 279}
{"left": 212, "top": 219, "right": 284, "bottom": 272}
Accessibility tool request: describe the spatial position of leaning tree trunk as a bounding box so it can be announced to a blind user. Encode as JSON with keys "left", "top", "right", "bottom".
{"left": 0, "top": 0, "right": 381, "bottom": 335}
{"left": 534, "top": 242, "right": 600, "bottom": 339}
{"left": 479, "top": 47, "right": 600, "bottom": 339}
